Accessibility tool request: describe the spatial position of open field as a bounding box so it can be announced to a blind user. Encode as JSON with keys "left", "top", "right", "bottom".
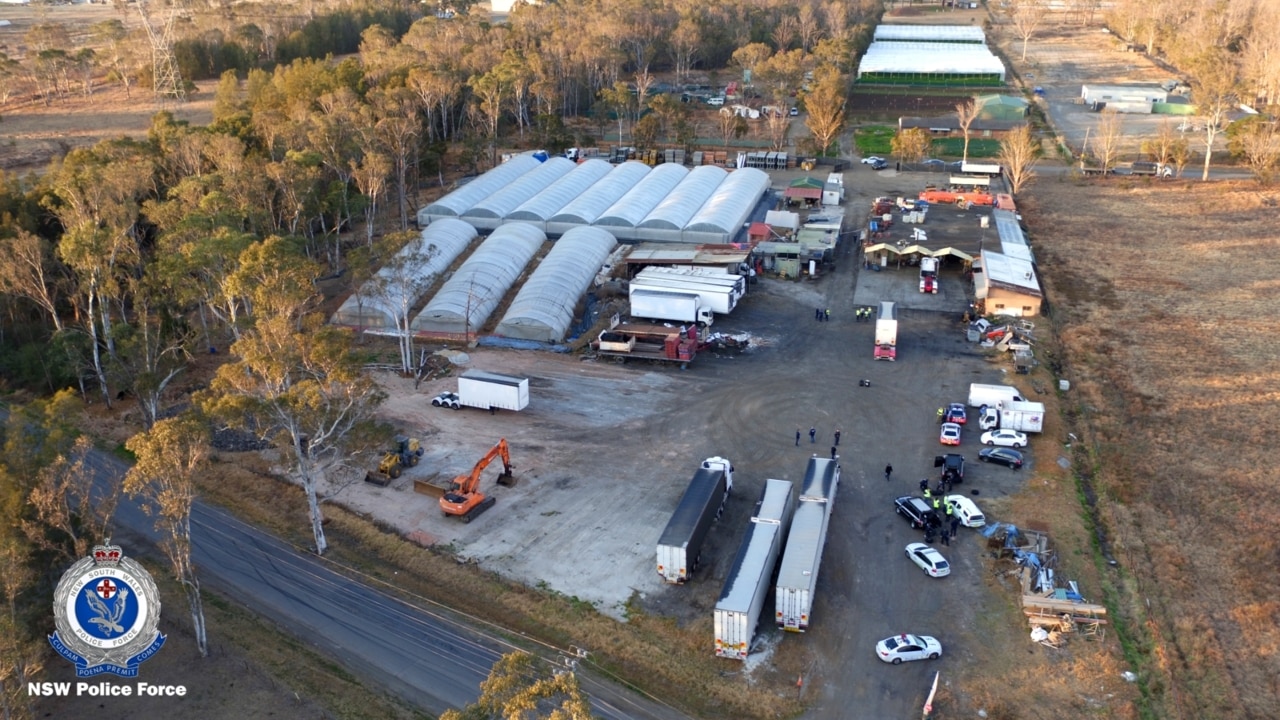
{"left": 1027, "top": 177, "right": 1280, "bottom": 720}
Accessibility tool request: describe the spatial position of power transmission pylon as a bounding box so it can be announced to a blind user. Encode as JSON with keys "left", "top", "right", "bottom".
{"left": 137, "top": 1, "right": 186, "bottom": 102}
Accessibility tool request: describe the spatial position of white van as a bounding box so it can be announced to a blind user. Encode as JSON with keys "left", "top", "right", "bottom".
{"left": 967, "top": 383, "right": 1026, "bottom": 410}
{"left": 707, "top": 96, "right": 725, "bottom": 107}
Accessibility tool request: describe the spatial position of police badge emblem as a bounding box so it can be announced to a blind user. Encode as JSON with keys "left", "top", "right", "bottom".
{"left": 49, "top": 540, "right": 166, "bottom": 677}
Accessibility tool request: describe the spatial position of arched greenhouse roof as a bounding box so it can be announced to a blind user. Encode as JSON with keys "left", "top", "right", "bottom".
{"left": 332, "top": 218, "right": 478, "bottom": 329}
{"left": 419, "top": 155, "right": 541, "bottom": 222}
{"left": 593, "top": 163, "right": 689, "bottom": 228}
{"left": 505, "top": 159, "right": 614, "bottom": 223}
{"left": 873, "top": 24, "right": 986, "bottom": 43}
{"left": 463, "top": 157, "right": 576, "bottom": 220}
{"left": 547, "top": 161, "right": 651, "bottom": 226}
{"left": 637, "top": 165, "right": 727, "bottom": 231}
{"left": 411, "top": 223, "right": 546, "bottom": 334}
{"left": 494, "top": 227, "right": 618, "bottom": 343}
{"left": 858, "top": 41, "right": 1006, "bottom": 80}
{"left": 684, "top": 168, "right": 770, "bottom": 235}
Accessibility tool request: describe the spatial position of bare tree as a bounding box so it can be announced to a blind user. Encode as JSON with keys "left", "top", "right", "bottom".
{"left": 718, "top": 107, "right": 747, "bottom": 149}
{"left": 1093, "top": 109, "right": 1124, "bottom": 172}
{"left": 1008, "top": 0, "right": 1046, "bottom": 61}
{"left": 365, "top": 231, "right": 440, "bottom": 375}
{"left": 1239, "top": 120, "right": 1280, "bottom": 183}
{"left": 25, "top": 437, "right": 120, "bottom": 563}
{"left": 1189, "top": 50, "right": 1238, "bottom": 181}
{"left": 0, "top": 231, "right": 66, "bottom": 332}
{"left": 998, "top": 125, "right": 1039, "bottom": 195}
{"left": 955, "top": 100, "right": 980, "bottom": 162}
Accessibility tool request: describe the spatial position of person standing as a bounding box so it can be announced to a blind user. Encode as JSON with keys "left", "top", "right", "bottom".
{"left": 950, "top": 517, "right": 961, "bottom": 538}
{"left": 834, "top": 429, "right": 842, "bottom": 446}
{"left": 795, "top": 429, "right": 801, "bottom": 446}
{"left": 830, "top": 446, "right": 837, "bottom": 459}
{"left": 937, "top": 407, "right": 945, "bottom": 423}
{"left": 919, "top": 478, "right": 929, "bottom": 492}
{"left": 884, "top": 464, "right": 893, "bottom": 481}
{"left": 815, "top": 307, "right": 822, "bottom": 321}
{"left": 825, "top": 308, "right": 831, "bottom": 321}
{"left": 923, "top": 487, "right": 932, "bottom": 500}
{"left": 940, "top": 527, "right": 951, "bottom": 546}
{"left": 809, "top": 427, "right": 817, "bottom": 443}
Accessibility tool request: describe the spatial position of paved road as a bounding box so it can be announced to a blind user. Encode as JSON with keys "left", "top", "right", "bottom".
{"left": 89, "top": 451, "right": 685, "bottom": 720}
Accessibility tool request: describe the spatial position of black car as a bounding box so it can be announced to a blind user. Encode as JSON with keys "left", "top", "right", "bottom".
{"left": 895, "top": 496, "right": 941, "bottom": 529}
{"left": 934, "top": 453, "right": 965, "bottom": 484}
{"left": 979, "top": 447, "right": 1024, "bottom": 469}
{"left": 870, "top": 158, "right": 888, "bottom": 170}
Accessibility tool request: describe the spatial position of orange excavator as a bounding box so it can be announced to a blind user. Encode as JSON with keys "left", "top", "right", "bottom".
{"left": 440, "top": 439, "right": 515, "bottom": 523}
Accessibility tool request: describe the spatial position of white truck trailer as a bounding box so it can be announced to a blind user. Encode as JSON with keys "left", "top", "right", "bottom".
{"left": 457, "top": 370, "right": 529, "bottom": 411}
{"left": 961, "top": 161, "right": 1003, "bottom": 176}
{"left": 628, "top": 288, "right": 715, "bottom": 327}
{"left": 776, "top": 457, "right": 840, "bottom": 632}
{"left": 656, "top": 457, "right": 735, "bottom": 583}
{"left": 641, "top": 266, "right": 747, "bottom": 295}
{"left": 978, "top": 400, "right": 1045, "bottom": 433}
{"left": 967, "top": 383, "right": 1026, "bottom": 410}
{"left": 714, "top": 478, "right": 795, "bottom": 660}
{"left": 874, "top": 301, "right": 897, "bottom": 361}
{"left": 630, "top": 273, "right": 740, "bottom": 315}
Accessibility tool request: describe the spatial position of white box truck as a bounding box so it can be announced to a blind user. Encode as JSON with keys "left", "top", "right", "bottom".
{"left": 641, "top": 266, "right": 747, "bottom": 296}
{"left": 457, "top": 370, "right": 529, "bottom": 411}
{"left": 631, "top": 273, "right": 739, "bottom": 314}
{"left": 714, "top": 478, "right": 794, "bottom": 660}
{"left": 978, "top": 400, "right": 1045, "bottom": 433}
{"left": 629, "top": 288, "right": 715, "bottom": 326}
{"left": 961, "top": 162, "right": 1002, "bottom": 176}
{"left": 656, "top": 457, "right": 734, "bottom": 583}
{"left": 967, "top": 383, "right": 1026, "bottom": 410}
{"left": 874, "top": 301, "right": 897, "bottom": 361}
{"left": 776, "top": 457, "right": 840, "bottom": 632}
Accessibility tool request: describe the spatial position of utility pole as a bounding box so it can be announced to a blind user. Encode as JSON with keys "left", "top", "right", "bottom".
{"left": 138, "top": 1, "right": 186, "bottom": 103}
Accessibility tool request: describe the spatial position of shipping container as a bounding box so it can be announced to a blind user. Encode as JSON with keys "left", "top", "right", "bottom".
{"left": 457, "top": 370, "right": 529, "bottom": 411}
{"left": 776, "top": 457, "right": 841, "bottom": 631}
{"left": 656, "top": 457, "right": 735, "bottom": 583}
{"left": 714, "top": 479, "right": 795, "bottom": 660}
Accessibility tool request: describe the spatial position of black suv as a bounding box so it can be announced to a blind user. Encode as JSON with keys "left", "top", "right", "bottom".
{"left": 934, "top": 454, "right": 965, "bottom": 484}
{"left": 894, "top": 496, "right": 941, "bottom": 529}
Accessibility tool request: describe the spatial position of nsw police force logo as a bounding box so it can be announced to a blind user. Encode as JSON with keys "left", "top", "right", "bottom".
{"left": 49, "top": 540, "right": 166, "bottom": 677}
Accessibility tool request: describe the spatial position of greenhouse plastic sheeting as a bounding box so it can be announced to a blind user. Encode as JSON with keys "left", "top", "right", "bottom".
{"left": 411, "top": 223, "right": 546, "bottom": 334}
{"left": 546, "top": 161, "right": 651, "bottom": 235}
{"left": 504, "top": 159, "right": 614, "bottom": 229}
{"left": 332, "top": 218, "right": 477, "bottom": 329}
{"left": 637, "top": 165, "right": 728, "bottom": 231}
{"left": 858, "top": 41, "right": 1006, "bottom": 79}
{"left": 494, "top": 226, "right": 617, "bottom": 342}
{"left": 684, "top": 167, "right": 770, "bottom": 241}
{"left": 418, "top": 155, "right": 541, "bottom": 224}
{"left": 873, "top": 24, "right": 986, "bottom": 43}
{"left": 594, "top": 163, "right": 689, "bottom": 240}
{"left": 462, "top": 157, "right": 576, "bottom": 229}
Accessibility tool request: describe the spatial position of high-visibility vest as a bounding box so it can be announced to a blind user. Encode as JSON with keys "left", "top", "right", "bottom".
{"left": 932, "top": 498, "right": 941, "bottom": 510}
{"left": 923, "top": 489, "right": 931, "bottom": 499}
{"left": 945, "top": 503, "right": 954, "bottom": 516}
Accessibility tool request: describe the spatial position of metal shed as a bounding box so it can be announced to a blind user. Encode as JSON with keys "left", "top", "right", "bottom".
{"left": 417, "top": 155, "right": 542, "bottom": 225}
{"left": 594, "top": 163, "right": 689, "bottom": 241}
{"left": 493, "top": 226, "right": 617, "bottom": 342}
{"left": 636, "top": 165, "right": 728, "bottom": 242}
{"left": 682, "top": 168, "right": 770, "bottom": 244}
{"left": 462, "top": 157, "right": 576, "bottom": 230}
{"left": 411, "top": 223, "right": 546, "bottom": 335}
{"left": 546, "top": 161, "right": 651, "bottom": 236}
{"left": 504, "top": 159, "right": 614, "bottom": 231}
{"left": 331, "top": 218, "right": 478, "bottom": 329}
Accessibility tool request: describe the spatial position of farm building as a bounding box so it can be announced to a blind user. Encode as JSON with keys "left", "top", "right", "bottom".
{"left": 784, "top": 177, "right": 825, "bottom": 207}
{"left": 975, "top": 94, "right": 1030, "bottom": 121}
{"left": 623, "top": 243, "right": 752, "bottom": 276}
{"left": 493, "top": 226, "right": 617, "bottom": 343}
{"left": 872, "top": 24, "right": 986, "bottom": 43}
{"left": 1080, "top": 84, "right": 1168, "bottom": 114}
{"left": 858, "top": 41, "right": 1006, "bottom": 85}
{"left": 973, "top": 251, "right": 1042, "bottom": 318}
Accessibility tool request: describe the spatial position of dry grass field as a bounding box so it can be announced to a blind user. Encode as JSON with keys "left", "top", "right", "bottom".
{"left": 1025, "top": 176, "right": 1280, "bottom": 720}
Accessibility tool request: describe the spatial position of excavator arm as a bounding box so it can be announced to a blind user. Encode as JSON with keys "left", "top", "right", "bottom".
{"left": 441, "top": 439, "right": 514, "bottom": 522}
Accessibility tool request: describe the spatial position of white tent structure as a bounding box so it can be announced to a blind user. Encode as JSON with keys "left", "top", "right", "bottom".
{"left": 594, "top": 163, "right": 689, "bottom": 241}
{"left": 683, "top": 168, "right": 770, "bottom": 244}
{"left": 493, "top": 227, "right": 617, "bottom": 342}
{"left": 504, "top": 159, "right": 614, "bottom": 231}
{"left": 546, "top": 161, "right": 651, "bottom": 236}
{"left": 873, "top": 24, "right": 986, "bottom": 43}
{"left": 331, "top": 218, "right": 477, "bottom": 329}
{"left": 417, "top": 155, "right": 541, "bottom": 225}
{"left": 462, "top": 158, "right": 576, "bottom": 230}
{"left": 411, "top": 224, "right": 546, "bottom": 335}
{"left": 858, "top": 41, "right": 1006, "bottom": 84}
{"left": 636, "top": 165, "right": 727, "bottom": 241}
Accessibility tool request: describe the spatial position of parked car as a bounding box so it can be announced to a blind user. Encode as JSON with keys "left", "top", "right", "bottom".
{"left": 944, "top": 495, "right": 986, "bottom": 528}
{"left": 869, "top": 158, "right": 888, "bottom": 170}
{"left": 905, "top": 543, "right": 951, "bottom": 577}
{"left": 876, "top": 634, "right": 943, "bottom": 664}
{"left": 895, "top": 496, "right": 941, "bottom": 529}
{"left": 979, "top": 447, "right": 1024, "bottom": 469}
{"left": 947, "top": 161, "right": 964, "bottom": 171}
{"left": 945, "top": 403, "right": 967, "bottom": 425}
{"left": 789, "top": 106, "right": 799, "bottom": 116}
{"left": 934, "top": 453, "right": 965, "bottom": 484}
{"left": 940, "top": 422, "right": 962, "bottom": 446}
{"left": 861, "top": 156, "right": 886, "bottom": 165}
{"left": 980, "top": 428, "right": 1027, "bottom": 448}
{"left": 430, "top": 392, "right": 460, "bottom": 409}
{"left": 922, "top": 158, "right": 945, "bottom": 169}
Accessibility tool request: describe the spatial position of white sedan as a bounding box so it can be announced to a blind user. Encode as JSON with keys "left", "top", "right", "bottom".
{"left": 944, "top": 495, "right": 986, "bottom": 528}
{"left": 875, "top": 634, "right": 943, "bottom": 664}
{"left": 905, "top": 543, "right": 950, "bottom": 577}
{"left": 861, "top": 156, "right": 886, "bottom": 165}
{"left": 980, "top": 428, "right": 1027, "bottom": 448}
{"left": 939, "top": 422, "right": 962, "bottom": 446}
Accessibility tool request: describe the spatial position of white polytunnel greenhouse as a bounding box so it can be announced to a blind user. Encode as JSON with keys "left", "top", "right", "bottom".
{"left": 635, "top": 165, "right": 727, "bottom": 241}
{"left": 545, "top": 161, "right": 651, "bottom": 236}
{"left": 872, "top": 24, "right": 986, "bottom": 43}
{"left": 593, "top": 163, "right": 690, "bottom": 241}
{"left": 462, "top": 157, "right": 576, "bottom": 230}
{"left": 493, "top": 226, "right": 618, "bottom": 343}
{"left": 331, "top": 218, "right": 478, "bottom": 329}
{"left": 503, "top": 158, "right": 614, "bottom": 231}
{"left": 857, "top": 41, "right": 1006, "bottom": 84}
{"left": 417, "top": 154, "right": 541, "bottom": 225}
{"left": 411, "top": 223, "right": 547, "bottom": 334}
{"left": 682, "top": 167, "right": 770, "bottom": 244}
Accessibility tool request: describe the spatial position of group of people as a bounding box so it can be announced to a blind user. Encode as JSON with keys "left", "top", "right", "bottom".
{"left": 853, "top": 307, "right": 875, "bottom": 322}
{"left": 796, "top": 426, "right": 841, "bottom": 450}
{"left": 917, "top": 484, "right": 963, "bottom": 546}
{"left": 814, "top": 308, "right": 831, "bottom": 321}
